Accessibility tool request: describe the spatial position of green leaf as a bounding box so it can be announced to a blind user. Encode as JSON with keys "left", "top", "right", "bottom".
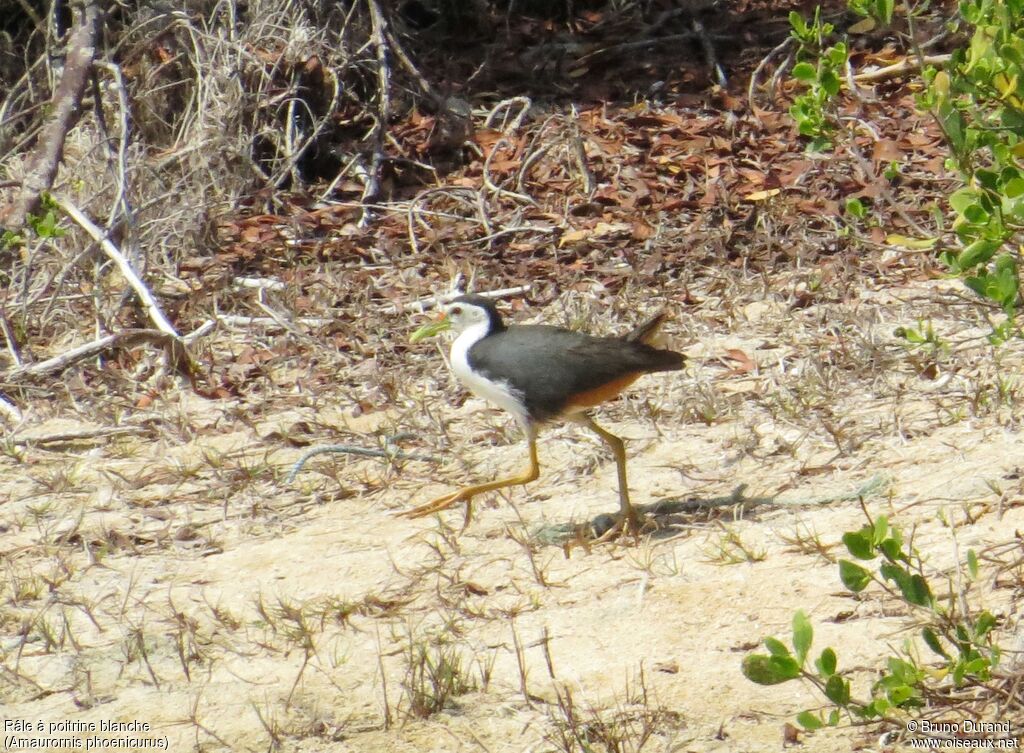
{"left": 792, "top": 610, "right": 813, "bottom": 664}
{"left": 827, "top": 43, "right": 848, "bottom": 67}
{"left": 937, "top": 99, "right": 966, "bottom": 150}
{"left": 820, "top": 70, "right": 841, "bottom": 96}
{"left": 965, "top": 274, "right": 988, "bottom": 298}
{"left": 842, "top": 531, "right": 874, "bottom": 560}
{"left": 792, "top": 62, "right": 817, "bottom": 82}
{"left": 967, "top": 549, "right": 979, "bottom": 579}
{"left": 789, "top": 11, "right": 808, "bottom": 36}
{"left": 904, "top": 574, "right": 934, "bottom": 607}
{"left": 765, "top": 636, "right": 792, "bottom": 658}
{"left": 875, "top": 0, "right": 894, "bottom": 24}
{"left": 876, "top": 561, "right": 933, "bottom": 602}
{"left": 839, "top": 559, "right": 872, "bottom": 592}
{"left": 797, "top": 710, "right": 824, "bottom": 730}
{"left": 963, "top": 657, "right": 992, "bottom": 677}
{"left": 922, "top": 627, "right": 949, "bottom": 658}
{"left": 879, "top": 560, "right": 904, "bottom": 583}
{"left": 816, "top": 647, "right": 837, "bottom": 676}
{"left": 871, "top": 515, "right": 889, "bottom": 544}
{"left": 879, "top": 536, "right": 903, "bottom": 561}
{"left": 845, "top": 197, "right": 866, "bottom": 218}
{"left": 949, "top": 187, "right": 980, "bottom": 213}
{"left": 824, "top": 674, "right": 850, "bottom": 705}
{"left": 961, "top": 203, "right": 990, "bottom": 224}
{"left": 742, "top": 654, "right": 802, "bottom": 684}
{"left": 958, "top": 238, "right": 1001, "bottom": 269}
{"left": 887, "top": 683, "right": 917, "bottom": 705}
{"left": 880, "top": 561, "right": 932, "bottom": 606}
{"left": 975, "top": 610, "right": 997, "bottom": 638}
{"left": 1004, "top": 177, "right": 1024, "bottom": 198}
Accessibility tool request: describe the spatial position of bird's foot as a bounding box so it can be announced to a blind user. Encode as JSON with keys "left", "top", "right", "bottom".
{"left": 591, "top": 508, "right": 655, "bottom": 543}
{"left": 398, "top": 488, "right": 477, "bottom": 531}
{"left": 398, "top": 489, "right": 470, "bottom": 519}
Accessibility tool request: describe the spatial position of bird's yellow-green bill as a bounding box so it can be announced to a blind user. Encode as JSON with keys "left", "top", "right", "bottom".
{"left": 410, "top": 315, "right": 451, "bottom": 343}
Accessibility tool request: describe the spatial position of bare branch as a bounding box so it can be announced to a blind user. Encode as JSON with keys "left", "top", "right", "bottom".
{"left": 5, "top": 329, "right": 173, "bottom": 381}
{"left": 53, "top": 195, "right": 180, "bottom": 338}
{"left": 2, "top": 0, "right": 102, "bottom": 228}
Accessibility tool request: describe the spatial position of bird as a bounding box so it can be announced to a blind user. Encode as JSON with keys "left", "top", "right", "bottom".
{"left": 403, "top": 294, "right": 685, "bottom": 536}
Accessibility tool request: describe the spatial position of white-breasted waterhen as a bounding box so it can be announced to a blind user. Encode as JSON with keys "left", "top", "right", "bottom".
{"left": 405, "top": 294, "right": 685, "bottom": 535}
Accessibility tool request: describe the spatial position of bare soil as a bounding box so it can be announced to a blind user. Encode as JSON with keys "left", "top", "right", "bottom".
{"left": 3, "top": 269, "right": 1023, "bottom": 751}
{"left": 2, "top": 2, "right": 1022, "bottom": 751}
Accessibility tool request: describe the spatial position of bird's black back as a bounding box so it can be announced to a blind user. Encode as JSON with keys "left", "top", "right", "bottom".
{"left": 467, "top": 324, "right": 684, "bottom": 422}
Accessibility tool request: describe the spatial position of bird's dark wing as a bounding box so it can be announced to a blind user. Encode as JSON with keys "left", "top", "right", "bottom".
{"left": 467, "top": 325, "right": 683, "bottom": 421}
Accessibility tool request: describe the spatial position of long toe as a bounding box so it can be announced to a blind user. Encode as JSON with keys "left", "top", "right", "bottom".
{"left": 399, "top": 490, "right": 465, "bottom": 518}
{"left": 591, "top": 509, "right": 652, "bottom": 543}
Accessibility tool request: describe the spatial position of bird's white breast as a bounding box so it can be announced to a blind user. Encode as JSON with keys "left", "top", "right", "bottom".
{"left": 449, "top": 322, "right": 530, "bottom": 427}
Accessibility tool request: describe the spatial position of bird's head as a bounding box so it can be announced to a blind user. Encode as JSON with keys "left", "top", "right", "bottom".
{"left": 410, "top": 295, "right": 504, "bottom": 342}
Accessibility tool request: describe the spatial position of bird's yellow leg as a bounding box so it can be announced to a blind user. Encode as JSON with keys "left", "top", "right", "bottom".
{"left": 400, "top": 436, "right": 540, "bottom": 520}
{"left": 574, "top": 414, "right": 648, "bottom": 538}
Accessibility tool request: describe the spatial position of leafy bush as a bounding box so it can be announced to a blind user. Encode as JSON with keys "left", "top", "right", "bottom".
{"left": 787, "top": 0, "right": 1024, "bottom": 342}
{"left": 742, "top": 511, "right": 1002, "bottom": 733}
{"left": 923, "top": 0, "right": 1024, "bottom": 342}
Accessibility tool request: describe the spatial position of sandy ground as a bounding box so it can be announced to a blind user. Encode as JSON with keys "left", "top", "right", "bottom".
{"left": 3, "top": 275, "right": 1023, "bottom": 752}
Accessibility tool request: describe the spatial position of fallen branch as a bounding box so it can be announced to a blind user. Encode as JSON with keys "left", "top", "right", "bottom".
{"left": 398, "top": 285, "right": 531, "bottom": 314}
{"left": 9, "top": 426, "right": 147, "bottom": 446}
{"left": 852, "top": 54, "right": 951, "bottom": 83}
{"left": 1, "top": 0, "right": 101, "bottom": 228}
{"left": 4, "top": 329, "right": 174, "bottom": 381}
{"left": 234, "top": 277, "right": 287, "bottom": 292}
{"left": 53, "top": 194, "right": 180, "bottom": 338}
{"left": 360, "top": 0, "right": 391, "bottom": 227}
{"left": 216, "top": 315, "right": 333, "bottom": 329}
{"left": 0, "top": 395, "right": 22, "bottom": 424}
{"left": 748, "top": 36, "right": 795, "bottom": 112}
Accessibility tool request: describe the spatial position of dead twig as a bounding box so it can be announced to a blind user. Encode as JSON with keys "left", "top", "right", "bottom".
{"left": 399, "top": 285, "right": 532, "bottom": 314}
{"left": 4, "top": 329, "right": 174, "bottom": 381}
{"left": 693, "top": 20, "right": 727, "bottom": 88}
{"left": 216, "top": 315, "right": 333, "bottom": 329}
{"left": 406, "top": 187, "right": 489, "bottom": 254}
{"left": 852, "top": 54, "right": 951, "bottom": 83}
{"left": 482, "top": 137, "right": 537, "bottom": 206}
{"left": 484, "top": 97, "right": 532, "bottom": 133}
{"left": 53, "top": 195, "right": 180, "bottom": 338}
{"left": 748, "top": 36, "right": 795, "bottom": 113}
{"left": 8, "top": 426, "right": 147, "bottom": 446}
{"left": 285, "top": 440, "right": 438, "bottom": 483}
{"left": 361, "top": 0, "right": 391, "bottom": 227}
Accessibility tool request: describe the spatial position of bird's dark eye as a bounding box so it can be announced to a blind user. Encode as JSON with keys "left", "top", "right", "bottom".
{"left": 450, "top": 306, "right": 462, "bottom": 315}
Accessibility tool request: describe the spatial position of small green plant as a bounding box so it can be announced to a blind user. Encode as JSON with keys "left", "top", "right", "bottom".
{"left": 401, "top": 630, "right": 476, "bottom": 718}
{"left": 920, "top": 0, "right": 1024, "bottom": 341}
{"left": 893, "top": 320, "right": 949, "bottom": 356}
{"left": 788, "top": 9, "right": 846, "bottom": 150}
{"left": 2, "top": 194, "right": 67, "bottom": 249}
{"left": 27, "top": 200, "right": 66, "bottom": 240}
{"left": 702, "top": 524, "right": 766, "bottom": 564}
{"left": 544, "top": 669, "right": 680, "bottom": 753}
{"left": 847, "top": 0, "right": 895, "bottom": 26}
{"left": 742, "top": 510, "right": 1002, "bottom": 734}
{"left": 788, "top": 0, "right": 1024, "bottom": 343}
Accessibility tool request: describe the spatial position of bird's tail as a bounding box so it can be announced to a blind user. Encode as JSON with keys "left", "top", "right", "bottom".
{"left": 626, "top": 311, "right": 685, "bottom": 372}
{"left": 626, "top": 311, "right": 669, "bottom": 345}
